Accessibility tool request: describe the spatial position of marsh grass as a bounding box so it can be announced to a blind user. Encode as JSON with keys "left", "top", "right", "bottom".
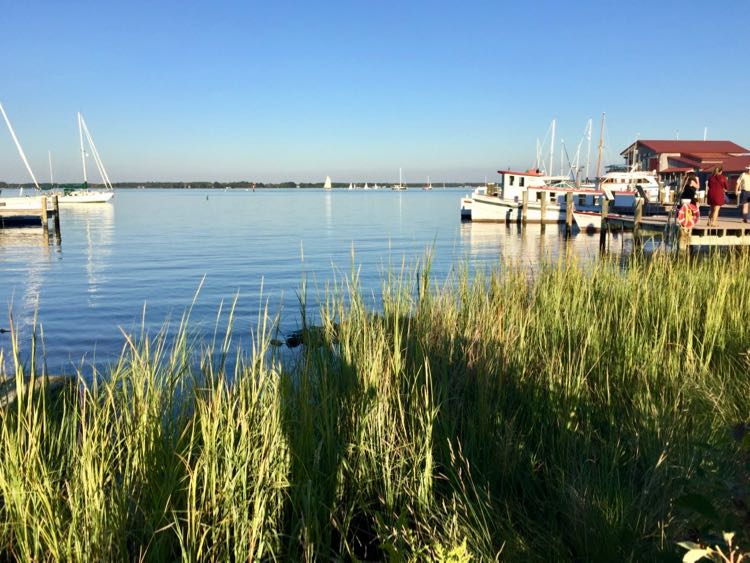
{"left": 1, "top": 253, "right": 749, "bottom": 561}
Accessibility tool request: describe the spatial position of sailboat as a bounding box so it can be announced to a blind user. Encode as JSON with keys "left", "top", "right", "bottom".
{"left": 363, "top": 182, "right": 370, "bottom": 190}
{"left": 0, "top": 101, "right": 52, "bottom": 213}
{"left": 391, "top": 167, "right": 407, "bottom": 190}
{"left": 423, "top": 176, "right": 432, "bottom": 191}
{"left": 52, "top": 113, "right": 114, "bottom": 204}
{"left": 323, "top": 175, "right": 332, "bottom": 190}
{"left": 348, "top": 183, "right": 354, "bottom": 190}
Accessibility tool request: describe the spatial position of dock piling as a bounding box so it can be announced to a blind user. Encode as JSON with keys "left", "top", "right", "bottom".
{"left": 565, "top": 192, "right": 574, "bottom": 236}
{"left": 599, "top": 196, "right": 609, "bottom": 251}
{"left": 540, "top": 191, "right": 547, "bottom": 230}
{"left": 521, "top": 191, "right": 528, "bottom": 225}
{"left": 40, "top": 196, "right": 48, "bottom": 229}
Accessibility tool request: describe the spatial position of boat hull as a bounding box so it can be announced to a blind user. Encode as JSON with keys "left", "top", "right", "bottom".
{"left": 56, "top": 191, "right": 114, "bottom": 204}
{"left": 469, "top": 194, "right": 571, "bottom": 223}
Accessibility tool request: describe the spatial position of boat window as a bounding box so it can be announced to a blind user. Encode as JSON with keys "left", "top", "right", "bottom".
{"left": 536, "top": 192, "right": 543, "bottom": 201}
{"left": 550, "top": 192, "right": 557, "bottom": 202}
{"left": 520, "top": 177, "right": 525, "bottom": 187}
{"left": 578, "top": 195, "right": 587, "bottom": 206}
{"left": 509, "top": 175, "right": 515, "bottom": 185}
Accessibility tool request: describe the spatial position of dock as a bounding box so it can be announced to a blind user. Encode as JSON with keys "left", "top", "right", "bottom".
{"left": 606, "top": 213, "right": 750, "bottom": 251}
{"left": 0, "top": 195, "right": 61, "bottom": 238}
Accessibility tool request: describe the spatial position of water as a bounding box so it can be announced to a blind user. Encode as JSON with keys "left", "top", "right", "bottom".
{"left": 0, "top": 188, "right": 625, "bottom": 372}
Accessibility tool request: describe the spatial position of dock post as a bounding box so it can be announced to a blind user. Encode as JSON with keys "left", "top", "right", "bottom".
{"left": 599, "top": 196, "right": 609, "bottom": 251}
{"left": 540, "top": 191, "right": 547, "bottom": 231}
{"left": 565, "top": 192, "right": 574, "bottom": 236}
{"left": 40, "top": 196, "right": 48, "bottom": 228}
{"left": 633, "top": 198, "right": 643, "bottom": 248}
{"left": 677, "top": 226, "right": 691, "bottom": 254}
{"left": 53, "top": 195, "right": 61, "bottom": 240}
{"left": 521, "top": 191, "right": 528, "bottom": 225}
{"left": 658, "top": 187, "right": 665, "bottom": 204}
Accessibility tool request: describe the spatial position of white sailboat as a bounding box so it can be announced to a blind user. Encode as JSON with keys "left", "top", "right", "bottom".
{"left": 392, "top": 167, "right": 407, "bottom": 190}
{"left": 423, "top": 176, "right": 432, "bottom": 191}
{"left": 323, "top": 175, "right": 332, "bottom": 190}
{"left": 0, "top": 101, "right": 55, "bottom": 214}
{"left": 54, "top": 113, "right": 114, "bottom": 204}
{"left": 348, "top": 182, "right": 354, "bottom": 190}
{"left": 363, "top": 182, "right": 370, "bottom": 190}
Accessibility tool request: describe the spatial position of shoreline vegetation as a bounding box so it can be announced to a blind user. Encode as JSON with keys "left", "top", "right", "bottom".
{"left": 0, "top": 181, "right": 479, "bottom": 190}
{"left": 1, "top": 256, "right": 749, "bottom": 560}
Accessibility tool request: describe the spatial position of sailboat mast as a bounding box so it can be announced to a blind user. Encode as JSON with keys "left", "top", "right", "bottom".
{"left": 585, "top": 118, "right": 592, "bottom": 181}
{"left": 48, "top": 150, "right": 54, "bottom": 185}
{"left": 0, "top": 101, "right": 41, "bottom": 190}
{"left": 78, "top": 112, "right": 88, "bottom": 184}
{"left": 595, "top": 112, "right": 605, "bottom": 180}
{"left": 549, "top": 119, "right": 556, "bottom": 177}
{"left": 399, "top": 167, "right": 402, "bottom": 187}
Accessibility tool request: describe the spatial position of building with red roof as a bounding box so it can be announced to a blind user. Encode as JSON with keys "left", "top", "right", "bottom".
{"left": 620, "top": 140, "right": 750, "bottom": 190}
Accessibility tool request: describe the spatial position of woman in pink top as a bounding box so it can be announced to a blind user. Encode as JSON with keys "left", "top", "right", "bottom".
{"left": 707, "top": 166, "right": 727, "bottom": 226}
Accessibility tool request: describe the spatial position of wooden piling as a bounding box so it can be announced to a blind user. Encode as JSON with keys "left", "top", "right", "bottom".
{"left": 53, "top": 195, "right": 61, "bottom": 240}
{"left": 540, "top": 191, "right": 547, "bottom": 225}
{"left": 565, "top": 192, "right": 574, "bottom": 235}
{"left": 599, "top": 196, "right": 609, "bottom": 250}
{"left": 633, "top": 198, "right": 644, "bottom": 246}
{"left": 40, "top": 196, "right": 48, "bottom": 227}
{"left": 521, "top": 191, "right": 528, "bottom": 225}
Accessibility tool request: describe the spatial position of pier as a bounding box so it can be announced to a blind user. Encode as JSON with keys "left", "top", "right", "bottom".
{"left": 0, "top": 195, "right": 62, "bottom": 239}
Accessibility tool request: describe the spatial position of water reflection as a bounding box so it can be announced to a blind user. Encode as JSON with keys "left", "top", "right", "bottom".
{"left": 62, "top": 204, "right": 114, "bottom": 305}
{"left": 0, "top": 226, "right": 59, "bottom": 333}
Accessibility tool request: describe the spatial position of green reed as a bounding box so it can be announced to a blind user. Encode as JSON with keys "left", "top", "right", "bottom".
{"left": 0, "top": 252, "right": 749, "bottom": 561}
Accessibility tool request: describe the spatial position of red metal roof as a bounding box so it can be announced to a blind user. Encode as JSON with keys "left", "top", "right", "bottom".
{"left": 621, "top": 140, "right": 749, "bottom": 156}
{"left": 700, "top": 155, "right": 750, "bottom": 173}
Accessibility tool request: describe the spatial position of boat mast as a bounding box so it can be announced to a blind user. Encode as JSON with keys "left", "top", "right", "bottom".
{"left": 80, "top": 115, "right": 113, "bottom": 190}
{"left": 0, "top": 101, "right": 41, "bottom": 190}
{"left": 399, "top": 167, "right": 402, "bottom": 187}
{"left": 48, "top": 150, "right": 54, "bottom": 186}
{"left": 78, "top": 112, "right": 88, "bottom": 185}
{"left": 585, "top": 118, "right": 592, "bottom": 181}
{"left": 549, "top": 118, "right": 556, "bottom": 177}
{"left": 595, "top": 112, "right": 605, "bottom": 180}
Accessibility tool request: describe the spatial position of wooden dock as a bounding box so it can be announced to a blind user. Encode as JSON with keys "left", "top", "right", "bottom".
{"left": 605, "top": 210, "right": 750, "bottom": 251}
{"left": 0, "top": 195, "right": 61, "bottom": 238}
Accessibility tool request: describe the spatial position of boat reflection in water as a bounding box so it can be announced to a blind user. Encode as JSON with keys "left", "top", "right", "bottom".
{"left": 459, "top": 221, "right": 628, "bottom": 268}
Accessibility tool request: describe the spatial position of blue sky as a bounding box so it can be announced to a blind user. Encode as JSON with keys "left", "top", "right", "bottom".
{"left": 1, "top": 0, "right": 748, "bottom": 183}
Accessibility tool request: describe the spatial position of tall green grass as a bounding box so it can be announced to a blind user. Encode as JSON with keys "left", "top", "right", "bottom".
{"left": 1, "top": 253, "right": 749, "bottom": 561}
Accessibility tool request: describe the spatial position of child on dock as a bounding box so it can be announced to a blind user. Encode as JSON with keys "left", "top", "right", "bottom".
{"left": 680, "top": 172, "right": 699, "bottom": 204}
{"left": 707, "top": 166, "right": 727, "bottom": 226}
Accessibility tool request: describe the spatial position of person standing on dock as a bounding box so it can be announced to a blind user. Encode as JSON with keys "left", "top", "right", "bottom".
{"left": 736, "top": 166, "right": 750, "bottom": 223}
{"left": 707, "top": 166, "right": 727, "bottom": 226}
{"left": 680, "top": 172, "right": 699, "bottom": 204}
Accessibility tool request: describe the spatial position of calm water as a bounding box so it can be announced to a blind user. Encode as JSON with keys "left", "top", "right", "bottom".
{"left": 0, "top": 188, "right": 628, "bottom": 372}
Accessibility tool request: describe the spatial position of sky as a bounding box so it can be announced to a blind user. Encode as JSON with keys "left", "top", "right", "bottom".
{"left": 1, "top": 0, "right": 749, "bottom": 183}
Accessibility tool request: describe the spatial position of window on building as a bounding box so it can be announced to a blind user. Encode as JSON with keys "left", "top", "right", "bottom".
{"left": 520, "top": 177, "right": 525, "bottom": 187}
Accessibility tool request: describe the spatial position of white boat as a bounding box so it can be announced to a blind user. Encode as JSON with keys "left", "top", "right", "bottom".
{"left": 465, "top": 169, "right": 607, "bottom": 223}
{"left": 423, "top": 176, "right": 432, "bottom": 191}
{"left": 323, "top": 175, "right": 332, "bottom": 190}
{"left": 52, "top": 113, "right": 114, "bottom": 204}
{"left": 392, "top": 167, "right": 407, "bottom": 190}
{"left": 363, "top": 182, "right": 370, "bottom": 190}
{"left": 572, "top": 210, "right": 604, "bottom": 231}
{"left": 348, "top": 183, "right": 354, "bottom": 190}
{"left": 0, "top": 102, "right": 56, "bottom": 216}
{"left": 599, "top": 170, "right": 662, "bottom": 208}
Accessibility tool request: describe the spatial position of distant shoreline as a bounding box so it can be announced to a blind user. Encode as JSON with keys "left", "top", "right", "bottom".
{"left": 0, "top": 181, "right": 485, "bottom": 190}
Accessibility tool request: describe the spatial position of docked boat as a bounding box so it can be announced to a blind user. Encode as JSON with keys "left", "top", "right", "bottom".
{"left": 464, "top": 169, "right": 606, "bottom": 223}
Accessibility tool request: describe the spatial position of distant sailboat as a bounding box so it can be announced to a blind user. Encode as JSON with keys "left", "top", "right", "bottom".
{"left": 392, "top": 167, "right": 407, "bottom": 190}
{"left": 363, "top": 182, "right": 370, "bottom": 190}
{"left": 324, "top": 175, "right": 332, "bottom": 190}
{"left": 423, "top": 176, "right": 432, "bottom": 191}
{"left": 348, "top": 182, "right": 354, "bottom": 190}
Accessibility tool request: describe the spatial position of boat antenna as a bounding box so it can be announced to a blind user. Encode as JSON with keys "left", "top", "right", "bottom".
{"left": 0, "top": 101, "right": 41, "bottom": 190}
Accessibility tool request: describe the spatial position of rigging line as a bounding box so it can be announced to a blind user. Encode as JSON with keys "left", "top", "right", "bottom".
{"left": 0, "top": 101, "right": 41, "bottom": 190}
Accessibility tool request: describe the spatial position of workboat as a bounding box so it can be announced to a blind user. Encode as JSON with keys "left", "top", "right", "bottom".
{"left": 463, "top": 169, "right": 605, "bottom": 223}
